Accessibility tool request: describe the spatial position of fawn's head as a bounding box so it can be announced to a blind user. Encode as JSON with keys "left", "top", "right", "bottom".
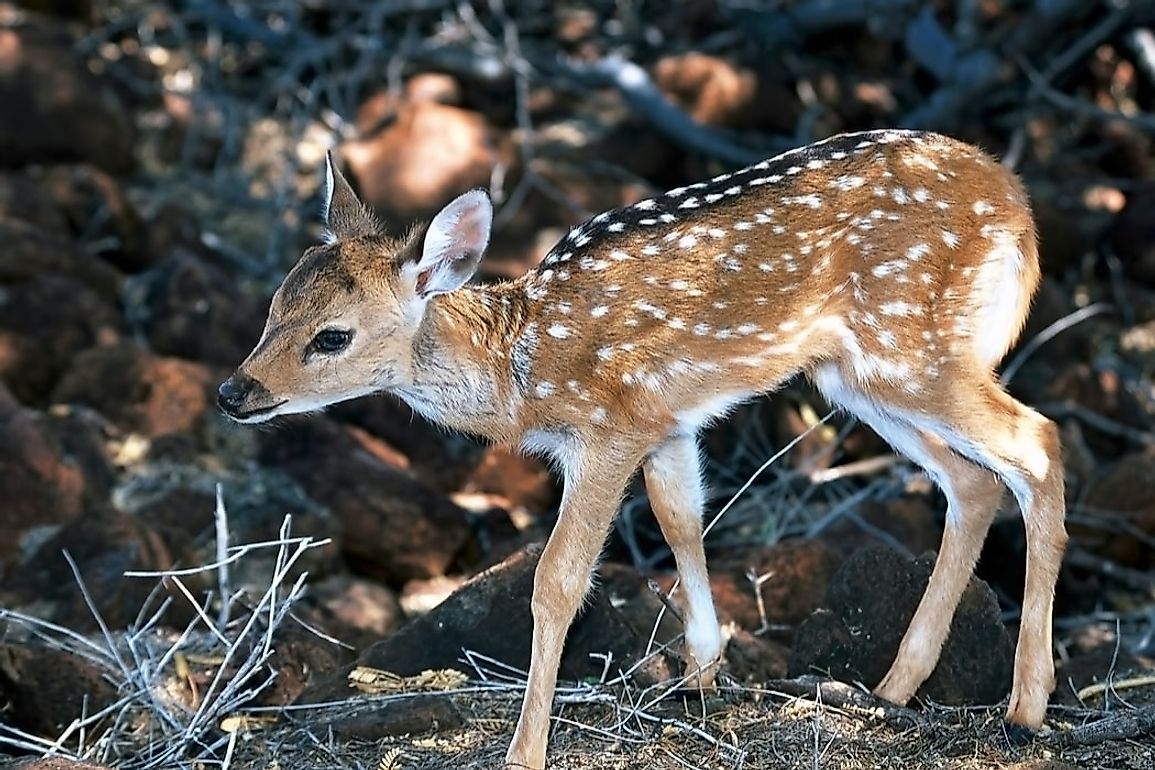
{"left": 218, "top": 155, "right": 493, "bottom": 422}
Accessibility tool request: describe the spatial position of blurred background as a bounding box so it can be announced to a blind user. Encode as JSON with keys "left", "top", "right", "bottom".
{"left": 1, "top": 1, "right": 1154, "bottom": 768}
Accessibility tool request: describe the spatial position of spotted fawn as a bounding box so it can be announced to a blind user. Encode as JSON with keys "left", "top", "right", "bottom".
{"left": 219, "top": 129, "right": 1067, "bottom": 769}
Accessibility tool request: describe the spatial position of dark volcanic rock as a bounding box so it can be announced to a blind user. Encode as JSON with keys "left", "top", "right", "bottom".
{"left": 0, "top": 643, "right": 118, "bottom": 738}
{"left": 706, "top": 539, "right": 841, "bottom": 633}
{"left": 0, "top": 276, "right": 121, "bottom": 405}
{"left": 131, "top": 249, "right": 268, "bottom": 367}
{"left": 790, "top": 544, "right": 1013, "bottom": 706}
{"left": 298, "top": 545, "right": 680, "bottom": 706}
{"left": 0, "top": 15, "right": 136, "bottom": 174}
{"left": 0, "top": 219, "right": 123, "bottom": 300}
{"left": 8, "top": 507, "right": 192, "bottom": 630}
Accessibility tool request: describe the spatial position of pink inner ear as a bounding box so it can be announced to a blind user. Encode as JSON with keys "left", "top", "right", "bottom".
{"left": 414, "top": 268, "right": 431, "bottom": 296}
{"left": 457, "top": 210, "right": 486, "bottom": 250}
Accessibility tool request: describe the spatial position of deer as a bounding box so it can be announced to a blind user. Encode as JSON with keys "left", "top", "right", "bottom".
{"left": 218, "top": 129, "right": 1067, "bottom": 769}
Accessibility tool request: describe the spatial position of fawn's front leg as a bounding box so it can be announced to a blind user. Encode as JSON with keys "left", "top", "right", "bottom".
{"left": 504, "top": 439, "right": 648, "bottom": 770}
{"left": 643, "top": 434, "right": 722, "bottom": 686}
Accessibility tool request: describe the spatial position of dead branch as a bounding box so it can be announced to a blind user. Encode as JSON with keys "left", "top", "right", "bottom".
{"left": 762, "top": 675, "right": 929, "bottom": 730}
{"left": 1048, "top": 704, "right": 1155, "bottom": 746}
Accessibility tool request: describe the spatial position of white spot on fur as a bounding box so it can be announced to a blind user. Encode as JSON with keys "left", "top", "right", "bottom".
{"left": 973, "top": 200, "right": 994, "bottom": 215}
{"left": 547, "top": 323, "right": 570, "bottom": 339}
{"left": 907, "top": 243, "right": 931, "bottom": 260}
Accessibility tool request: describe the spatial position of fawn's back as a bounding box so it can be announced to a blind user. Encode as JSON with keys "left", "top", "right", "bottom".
{"left": 510, "top": 129, "right": 1039, "bottom": 435}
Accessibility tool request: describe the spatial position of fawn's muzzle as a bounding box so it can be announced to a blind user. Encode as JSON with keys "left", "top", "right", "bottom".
{"left": 217, "top": 375, "right": 251, "bottom": 413}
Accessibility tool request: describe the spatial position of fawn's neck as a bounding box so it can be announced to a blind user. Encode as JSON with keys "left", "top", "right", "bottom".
{"left": 391, "top": 281, "right": 533, "bottom": 441}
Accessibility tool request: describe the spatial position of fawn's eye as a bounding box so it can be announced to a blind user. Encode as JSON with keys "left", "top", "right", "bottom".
{"left": 311, "top": 328, "right": 353, "bottom": 354}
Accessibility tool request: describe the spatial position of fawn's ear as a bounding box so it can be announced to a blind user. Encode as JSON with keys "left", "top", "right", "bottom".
{"left": 322, "top": 151, "right": 381, "bottom": 242}
{"left": 405, "top": 189, "right": 493, "bottom": 299}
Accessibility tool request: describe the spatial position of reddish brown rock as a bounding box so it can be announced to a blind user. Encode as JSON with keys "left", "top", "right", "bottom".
{"left": 462, "top": 445, "right": 557, "bottom": 515}
{"left": 260, "top": 417, "right": 473, "bottom": 584}
{"left": 0, "top": 14, "right": 136, "bottom": 174}
{"left": 330, "top": 395, "right": 486, "bottom": 492}
{"left": 302, "top": 574, "right": 405, "bottom": 651}
{"left": 0, "top": 170, "right": 67, "bottom": 230}
{"left": 706, "top": 539, "right": 841, "bottom": 633}
{"left": 725, "top": 627, "right": 791, "bottom": 684}
{"left": 37, "top": 164, "right": 149, "bottom": 272}
{"left": 341, "top": 98, "right": 514, "bottom": 226}
{"left": 820, "top": 496, "right": 945, "bottom": 561}
{"left": 789, "top": 545, "right": 1013, "bottom": 707}
{"left": 654, "top": 53, "right": 799, "bottom": 132}
{"left": 1111, "top": 182, "right": 1155, "bottom": 287}
{"left": 0, "top": 275, "right": 122, "bottom": 405}
{"left": 0, "top": 393, "right": 114, "bottom": 575}
{"left": 52, "top": 343, "right": 217, "bottom": 438}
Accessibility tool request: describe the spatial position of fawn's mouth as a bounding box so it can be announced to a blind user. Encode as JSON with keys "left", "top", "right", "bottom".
{"left": 223, "top": 400, "right": 289, "bottom": 423}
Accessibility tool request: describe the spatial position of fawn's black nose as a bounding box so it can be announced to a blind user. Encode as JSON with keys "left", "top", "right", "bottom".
{"left": 217, "top": 376, "right": 252, "bottom": 414}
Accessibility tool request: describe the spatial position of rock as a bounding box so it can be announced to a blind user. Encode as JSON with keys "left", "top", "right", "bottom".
{"left": 820, "top": 496, "right": 944, "bottom": 561}
{"left": 0, "top": 219, "right": 122, "bottom": 300}
{"left": 341, "top": 98, "right": 514, "bottom": 227}
{"left": 260, "top": 417, "right": 473, "bottom": 584}
{"left": 313, "top": 695, "right": 464, "bottom": 740}
{"left": 115, "top": 462, "right": 343, "bottom": 591}
{"left": 1052, "top": 644, "right": 1153, "bottom": 706}
{"left": 52, "top": 343, "right": 218, "bottom": 438}
{"left": 706, "top": 539, "right": 841, "bottom": 633}
{"left": 0, "top": 643, "right": 118, "bottom": 738}
{"left": 0, "top": 170, "right": 68, "bottom": 230}
{"left": 6, "top": 507, "right": 191, "bottom": 631}
{"left": 725, "top": 627, "right": 791, "bottom": 684}
{"left": 0, "top": 275, "right": 122, "bottom": 405}
{"left": 0, "top": 759, "right": 115, "bottom": 770}
{"left": 1111, "top": 182, "right": 1155, "bottom": 287}
{"left": 0, "top": 394, "right": 114, "bottom": 577}
{"left": 301, "top": 574, "right": 406, "bottom": 651}
{"left": 129, "top": 249, "right": 269, "bottom": 368}
{"left": 653, "top": 53, "right": 799, "bottom": 132}
{"left": 330, "top": 395, "right": 485, "bottom": 492}
{"left": 1078, "top": 452, "right": 1155, "bottom": 569}
{"left": 36, "top": 164, "right": 149, "bottom": 272}
{"left": 260, "top": 624, "right": 353, "bottom": 707}
{"left": 461, "top": 445, "right": 557, "bottom": 515}
{"left": 399, "top": 574, "right": 467, "bottom": 617}
{"left": 297, "top": 545, "right": 680, "bottom": 706}
{"left": 789, "top": 544, "right": 1014, "bottom": 707}
{"left": 0, "top": 14, "right": 136, "bottom": 174}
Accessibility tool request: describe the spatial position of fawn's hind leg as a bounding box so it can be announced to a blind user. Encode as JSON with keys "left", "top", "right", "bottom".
{"left": 928, "top": 379, "right": 1067, "bottom": 728}
{"left": 814, "top": 366, "right": 1005, "bottom": 706}
{"left": 643, "top": 434, "right": 723, "bottom": 686}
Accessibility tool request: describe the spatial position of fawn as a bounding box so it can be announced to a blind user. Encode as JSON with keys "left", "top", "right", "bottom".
{"left": 219, "top": 129, "right": 1066, "bottom": 769}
